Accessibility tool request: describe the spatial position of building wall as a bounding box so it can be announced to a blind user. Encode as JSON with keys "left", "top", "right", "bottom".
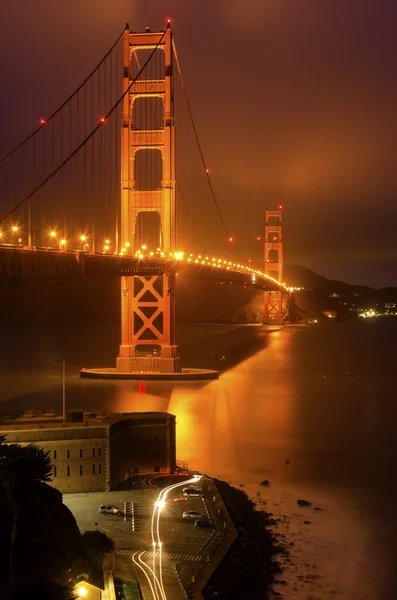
{"left": 109, "top": 416, "right": 176, "bottom": 489}
{"left": 4, "top": 426, "right": 108, "bottom": 493}
{"left": 2, "top": 413, "right": 176, "bottom": 493}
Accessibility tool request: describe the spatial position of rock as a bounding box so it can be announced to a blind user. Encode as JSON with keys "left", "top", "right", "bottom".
{"left": 285, "top": 458, "right": 291, "bottom": 465}
{"left": 260, "top": 479, "right": 270, "bottom": 486}
{"left": 314, "top": 506, "right": 323, "bottom": 511}
{"left": 303, "top": 520, "right": 312, "bottom": 525}
{"left": 297, "top": 499, "right": 312, "bottom": 507}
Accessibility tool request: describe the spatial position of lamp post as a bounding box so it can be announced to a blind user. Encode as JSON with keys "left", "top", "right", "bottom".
{"left": 49, "top": 230, "right": 57, "bottom": 249}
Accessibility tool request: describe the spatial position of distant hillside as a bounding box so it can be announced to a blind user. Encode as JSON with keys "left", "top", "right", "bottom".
{"left": 283, "top": 264, "right": 397, "bottom": 318}
{"left": 284, "top": 264, "right": 372, "bottom": 294}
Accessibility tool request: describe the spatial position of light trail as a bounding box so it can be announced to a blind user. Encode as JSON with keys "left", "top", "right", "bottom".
{"left": 132, "top": 550, "right": 162, "bottom": 600}
{"left": 142, "top": 474, "right": 203, "bottom": 599}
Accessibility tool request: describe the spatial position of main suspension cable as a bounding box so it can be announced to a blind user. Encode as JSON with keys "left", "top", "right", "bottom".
{"left": 0, "top": 25, "right": 169, "bottom": 224}
{"left": 0, "top": 27, "right": 126, "bottom": 166}
{"left": 172, "top": 40, "right": 229, "bottom": 237}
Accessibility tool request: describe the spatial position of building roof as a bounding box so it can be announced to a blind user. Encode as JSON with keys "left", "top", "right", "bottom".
{"left": 0, "top": 410, "right": 175, "bottom": 438}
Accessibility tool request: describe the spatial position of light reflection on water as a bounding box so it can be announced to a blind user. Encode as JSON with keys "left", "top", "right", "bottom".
{"left": 1, "top": 320, "right": 397, "bottom": 597}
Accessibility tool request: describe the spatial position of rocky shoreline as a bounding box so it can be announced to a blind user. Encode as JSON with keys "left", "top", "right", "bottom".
{"left": 203, "top": 480, "right": 281, "bottom": 600}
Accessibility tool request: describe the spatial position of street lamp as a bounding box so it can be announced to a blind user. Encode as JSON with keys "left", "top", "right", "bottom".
{"left": 11, "top": 225, "right": 22, "bottom": 246}
{"left": 49, "top": 230, "right": 57, "bottom": 249}
{"left": 80, "top": 235, "right": 86, "bottom": 251}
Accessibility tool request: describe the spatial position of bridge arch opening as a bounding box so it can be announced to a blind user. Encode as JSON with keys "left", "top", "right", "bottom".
{"left": 135, "top": 210, "right": 162, "bottom": 249}
{"left": 267, "top": 215, "right": 280, "bottom": 227}
{"left": 134, "top": 149, "right": 162, "bottom": 190}
{"left": 267, "top": 231, "right": 280, "bottom": 243}
{"left": 133, "top": 97, "right": 164, "bottom": 130}
{"left": 268, "top": 249, "right": 279, "bottom": 263}
{"left": 130, "top": 48, "right": 165, "bottom": 81}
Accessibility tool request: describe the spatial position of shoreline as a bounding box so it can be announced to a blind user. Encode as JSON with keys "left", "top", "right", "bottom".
{"left": 201, "top": 479, "right": 280, "bottom": 600}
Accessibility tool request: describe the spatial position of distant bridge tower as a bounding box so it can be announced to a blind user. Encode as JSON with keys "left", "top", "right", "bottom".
{"left": 263, "top": 207, "right": 287, "bottom": 324}
{"left": 116, "top": 25, "right": 180, "bottom": 373}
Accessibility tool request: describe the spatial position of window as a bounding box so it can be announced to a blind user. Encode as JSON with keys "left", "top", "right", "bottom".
{"left": 67, "top": 466, "right": 70, "bottom": 477}
{"left": 98, "top": 448, "right": 101, "bottom": 457}
{"left": 53, "top": 450, "right": 57, "bottom": 460}
{"left": 80, "top": 465, "right": 83, "bottom": 476}
{"left": 80, "top": 449, "right": 83, "bottom": 458}
{"left": 53, "top": 466, "right": 57, "bottom": 478}
{"left": 92, "top": 448, "right": 96, "bottom": 458}
{"left": 67, "top": 449, "right": 70, "bottom": 459}
{"left": 98, "top": 464, "right": 102, "bottom": 475}
{"left": 92, "top": 464, "right": 96, "bottom": 475}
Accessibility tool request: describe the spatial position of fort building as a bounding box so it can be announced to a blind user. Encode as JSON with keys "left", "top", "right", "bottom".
{"left": 0, "top": 410, "right": 176, "bottom": 493}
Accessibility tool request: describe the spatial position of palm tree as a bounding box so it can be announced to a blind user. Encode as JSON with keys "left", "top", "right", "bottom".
{"left": 0, "top": 440, "right": 54, "bottom": 586}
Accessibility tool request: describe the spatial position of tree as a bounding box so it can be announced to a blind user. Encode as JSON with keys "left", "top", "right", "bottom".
{"left": 81, "top": 530, "right": 115, "bottom": 568}
{"left": 0, "top": 442, "right": 54, "bottom": 585}
{"left": 12, "top": 580, "right": 78, "bottom": 600}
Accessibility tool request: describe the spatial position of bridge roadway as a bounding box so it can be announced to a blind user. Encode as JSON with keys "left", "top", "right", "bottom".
{"left": 0, "top": 246, "right": 285, "bottom": 291}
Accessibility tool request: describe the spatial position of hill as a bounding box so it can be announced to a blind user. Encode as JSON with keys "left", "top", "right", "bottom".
{"left": 284, "top": 264, "right": 372, "bottom": 295}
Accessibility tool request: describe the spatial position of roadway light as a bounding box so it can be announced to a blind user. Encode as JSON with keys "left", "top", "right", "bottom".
{"left": 50, "top": 230, "right": 57, "bottom": 238}
{"left": 12, "top": 225, "right": 19, "bottom": 233}
{"left": 80, "top": 235, "right": 86, "bottom": 242}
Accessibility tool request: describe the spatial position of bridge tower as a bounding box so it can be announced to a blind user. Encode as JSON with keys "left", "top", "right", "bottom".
{"left": 116, "top": 25, "right": 180, "bottom": 373}
{"left": 263, "top": 208, "right": 287, "bottom": 324}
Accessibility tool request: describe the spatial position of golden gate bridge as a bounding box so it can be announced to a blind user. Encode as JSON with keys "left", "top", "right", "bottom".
{"left": 0, "top": 22, "right": 288, "bottom": 379}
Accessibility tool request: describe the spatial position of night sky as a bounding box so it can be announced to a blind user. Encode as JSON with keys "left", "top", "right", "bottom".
{"left": 1, "top": 1, "right": 396, "bottom": 287}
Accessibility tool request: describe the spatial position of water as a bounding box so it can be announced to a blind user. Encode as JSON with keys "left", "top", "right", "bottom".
{"left": 1, "top": 319, "right": 397, "bottom": 599}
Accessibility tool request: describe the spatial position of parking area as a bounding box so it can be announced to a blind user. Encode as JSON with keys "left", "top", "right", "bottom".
{"left": 63, "top": 485, "right": 214, "bottom": 555}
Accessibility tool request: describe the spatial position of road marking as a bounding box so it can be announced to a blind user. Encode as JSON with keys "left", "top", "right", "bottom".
{"left": 115, "top": 548, "right": 201, "bottom": 562}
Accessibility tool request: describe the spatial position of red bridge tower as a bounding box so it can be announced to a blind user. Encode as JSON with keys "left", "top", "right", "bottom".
{"left": 263, "top": 207, "right": 288, "bottom": 324}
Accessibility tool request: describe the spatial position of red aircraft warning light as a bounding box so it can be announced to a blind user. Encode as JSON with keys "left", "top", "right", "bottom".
{"left": 166, "top": 18, "right": 172, "bottom": 25}
{"left": 99, "top": 116, "right": 106, "bottom": 123}
{"left": 228, "top": 236, "right": 234, "bottom": 243}
{"left": 40, "top": 118, "right": 47, "bottom": 125}
{"left": 278, "top": 204, "right": 283, "bottom": 210}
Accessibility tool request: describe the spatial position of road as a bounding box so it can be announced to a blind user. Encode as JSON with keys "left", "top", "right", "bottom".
{"left": 63, "top": 476, "right": 217, "bottom": 599}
